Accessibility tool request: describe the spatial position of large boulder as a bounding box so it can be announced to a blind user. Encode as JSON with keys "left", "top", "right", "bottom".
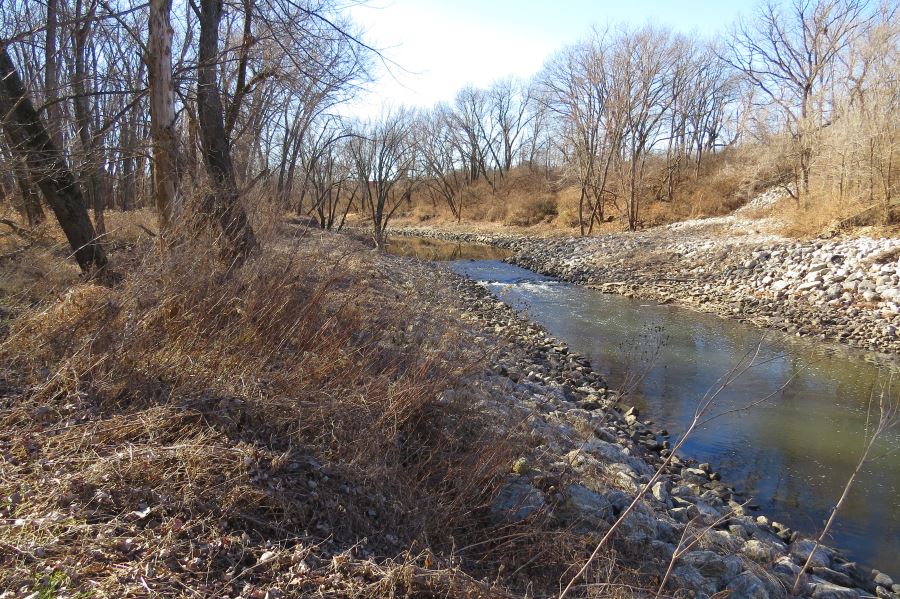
{"left": 811, "top": 582, "right": 863, "bottom": 599}
{"left": 669, "top": 563, "right": 719, "bottom": 598}
{"left": 619, "top": 506, "right": 658, "bottom": 544}
{"left": 681, "top": 550, "right": 728, "bottom": 578}
{"left": 727, "top": 572, "right": 772, "bottom": 599}
{"left": 790, "top": 539, "right": 834, "bottom": 569}
{"left": 491, "top": 477, "right": 545, "bottom": 523}
{"left": 558, "top": 483, "right": 615, "bottom": 529}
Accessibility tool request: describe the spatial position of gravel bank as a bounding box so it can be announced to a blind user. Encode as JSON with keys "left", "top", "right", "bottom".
{"left": 394, "top": 224, "right": 900, "bottom": 355}
{"left": 447, "top": 268, "right": 898, "bottom": 598}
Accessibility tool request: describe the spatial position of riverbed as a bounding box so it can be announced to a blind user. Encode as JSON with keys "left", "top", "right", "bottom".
{"left": 387, "top": 236, "right": 900, "bottom": 574}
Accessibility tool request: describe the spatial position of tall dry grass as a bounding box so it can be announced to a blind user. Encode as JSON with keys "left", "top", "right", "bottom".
{"left": 0, "top": 209, "right": 562, "bottom": 596}
{"left": 394, "top": 148, "right": 776, "bottom": 234}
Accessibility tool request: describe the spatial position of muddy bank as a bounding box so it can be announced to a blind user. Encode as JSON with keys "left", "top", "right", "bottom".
{"left": 393, "top": 225, "right": 900, "bottom": 355}
{"left": 440, "top": 265, "right": 898, "bottom": 598}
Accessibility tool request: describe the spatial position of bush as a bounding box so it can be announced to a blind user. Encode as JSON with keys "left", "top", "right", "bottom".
{"left": 505, "top": 195, "right": 558, "bottom": 226}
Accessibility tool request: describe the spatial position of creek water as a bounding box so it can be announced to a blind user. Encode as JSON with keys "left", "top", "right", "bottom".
{"left": 387, "top": 236, "right": 900, "bottom": 574}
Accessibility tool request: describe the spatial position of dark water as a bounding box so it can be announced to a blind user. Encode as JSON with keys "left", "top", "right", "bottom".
{"left": 387, "top": 238, "right": 900, "bottom": 573}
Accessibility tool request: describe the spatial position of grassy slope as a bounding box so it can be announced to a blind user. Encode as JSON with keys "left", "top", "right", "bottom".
{"left": 391, "top": 146, "right": 900, "bottom": 239}
{"left": 0, "top": 214, "right": 553, "bottom": 597}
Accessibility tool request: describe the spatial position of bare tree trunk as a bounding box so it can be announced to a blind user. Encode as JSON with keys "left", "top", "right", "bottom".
{"left": 71, "top": 0, "right": 105, "bottom": 234}
{"left": 628, "top": 155, "right": 639, "bottom": 232}
{"left": 0, "top": 45, "right": 107, "bottom": 271}
{"left": 197, "top": 0, "right": 256, "bottom": 261}
{"left": 11, "top": 154, "right": 45, "bottom": 225}
{"left": 120, "top": 113, "right": 135, "bottom": 211}
{"left": 148, "top": 0, "right": 179, "bottom": 228}
{"left": 44, "top": 0, "right": 64, "bottom": 151}
{"left": 577, "top": 185, "right": 586, "bottom": 236}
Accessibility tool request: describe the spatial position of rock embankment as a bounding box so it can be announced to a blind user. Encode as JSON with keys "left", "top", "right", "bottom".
{"left": 449, "top": 271, "right": 898, "bottom": 598}
{"left": 395, "top": 225, "right": 900, "bottom": 354}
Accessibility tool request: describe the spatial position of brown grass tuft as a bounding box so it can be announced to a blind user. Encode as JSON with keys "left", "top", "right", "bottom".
{"left": 0, "top": 213, "right": 541, "bottom": 596}
{"left": 0, "top": 206, "right": 663, "bottom": 597}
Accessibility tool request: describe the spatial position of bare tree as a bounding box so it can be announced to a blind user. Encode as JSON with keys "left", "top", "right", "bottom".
{"left": 349, "top": 109, "right": 416, "bottom": 248}
{"left": 484, "top": 77, "right": 532, "bottom": 174}
{"left": 683, "top": 43, "right": 740, "bottom": 177}
{"left": 451, "top": 86, "right": 492, "bottom": 187}
{"left": 417, "top": 105, "right": 468, "bottom": 222}
{"left": 148, "top": 0, "right": 179, "bottom": 229}
{"left": 520, "top": 83, "right": 552, "bottom": 173}
{"left": 541, "top": 28, "right": 622, "bottom": 234}
{"left": 726, "top": 0, "right": 872, "bottom": 203}
{"left": 43, "top": 0, "right": 63, "bottom": 151}
{"left": 70, "top": 0, "right": 105, "bottom": 233}
{"left": 297, "top": 117, "right": 355, "bottom": 230}
{"left": 196, "top": 0, "right": 256, "bottom": 261}
{"left": 614, "top": 26, "right": 677, "bottom": 231}
{"left": 0, "top": 44, "right": 106, "bottom": 271}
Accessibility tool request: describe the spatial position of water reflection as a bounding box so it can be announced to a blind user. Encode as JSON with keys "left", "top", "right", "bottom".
{"left": 386, "top": 235, "right": 512, "bottom": 261}
{"left": 450, "top": 258, "right": 900, "bottom": 573}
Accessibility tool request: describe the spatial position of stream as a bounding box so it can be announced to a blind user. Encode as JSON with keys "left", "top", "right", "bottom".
{"left": 388, "top": 236, "right": 900, "bottom": 574}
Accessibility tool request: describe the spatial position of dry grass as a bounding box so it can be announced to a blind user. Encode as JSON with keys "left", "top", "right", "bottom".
{"left": 0, "top": 206, "right": 704, "bottom": 598}
{"left": 777, "top": 197, "right": 857, "bottom": 238}
{"left": 396, "top": 147, "right": 780, "bottom": 234}
{"left": 777, "top": 194, "right": 900, "bottom": 238}
{"left": 0, "top": 208, "right": 560, "bottom": 597}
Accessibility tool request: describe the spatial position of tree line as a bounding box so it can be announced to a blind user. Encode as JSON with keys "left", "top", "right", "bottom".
{"left": 1, "top": 0, "right": 897, "bottom": 270}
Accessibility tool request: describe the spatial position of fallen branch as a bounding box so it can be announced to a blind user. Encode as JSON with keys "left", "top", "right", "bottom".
{"left": 137, "top": 223, "right": 158, "bottom": 238}
{"left": 0, "top": 218, "right": 35, "bottom": 241}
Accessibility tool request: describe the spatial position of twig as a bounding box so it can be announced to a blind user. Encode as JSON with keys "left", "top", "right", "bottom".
{"left": 655, "top": 502, "right": 748, "bottom": 597}
{"left": 791, "top": 375, "right": 898, "bottom": 594}
{"left": 559, "top": 339, "right": 794, "bottom": 599}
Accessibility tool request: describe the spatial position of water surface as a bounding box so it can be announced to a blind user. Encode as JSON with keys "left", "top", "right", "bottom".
{"left": 388, "top": 238, "right": 900, "bottom": 572}
{"left": 386, "top": 236, "right": 511, "bottom": 261}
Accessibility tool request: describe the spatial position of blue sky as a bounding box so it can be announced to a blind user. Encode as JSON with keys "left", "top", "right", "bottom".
{"left": 344, "top": 0, "right": 761, "bottom": 116}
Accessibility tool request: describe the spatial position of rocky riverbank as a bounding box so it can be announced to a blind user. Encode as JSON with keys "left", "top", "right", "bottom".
{"left": 393, "top": 224, "right": 900, "bottom": 355}
{"left": 444, "top": 267, "right": 898, "bottom": 599}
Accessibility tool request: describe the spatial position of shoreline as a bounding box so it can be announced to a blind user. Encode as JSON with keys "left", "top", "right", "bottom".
{"left": 438, "top": 260, "right": 898, "bottom": 598}
{"left": 391, "top": 224, "right": 900, "bottom": 357}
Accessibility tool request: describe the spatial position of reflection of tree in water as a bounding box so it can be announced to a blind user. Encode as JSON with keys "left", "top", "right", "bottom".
{"left": 387, "top": 236, "right": 511, "bottom": 261}
{"left": 619, "top": 322, "right": 668, "bottom": 397}
{"left": 440, "top": 257, "right": 900, "bottom": 572}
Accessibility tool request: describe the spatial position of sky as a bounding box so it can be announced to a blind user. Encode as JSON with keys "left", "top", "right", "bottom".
{"left": 343, "top": 0, "right": 761, "bottom": 117}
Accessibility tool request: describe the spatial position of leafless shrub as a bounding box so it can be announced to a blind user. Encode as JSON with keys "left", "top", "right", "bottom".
{"left": 618, "top": 322, "right": 668, "bottom": 398}
{"left": 792, "top": 375, "right": 899, "bottom": 593}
